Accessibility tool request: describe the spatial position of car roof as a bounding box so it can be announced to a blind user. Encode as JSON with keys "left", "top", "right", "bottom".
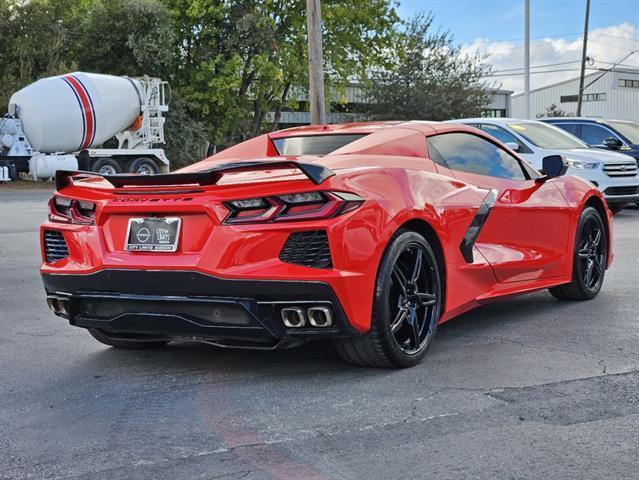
{"left": 269, "top": 121, "right": 478, "bottom": 138}
{"left": 447, "top": 117, "right": 543, "bottom": 125}
{"left": 542, "top": 117, "right": 638, "bottom": 124}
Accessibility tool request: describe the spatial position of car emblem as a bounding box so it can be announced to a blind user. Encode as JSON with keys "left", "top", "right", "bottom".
{"left": 620, "top": 164, "right": 628, "bottom": 171}
{"left": 136, "top": 227, "right": 151, "bottom": 243}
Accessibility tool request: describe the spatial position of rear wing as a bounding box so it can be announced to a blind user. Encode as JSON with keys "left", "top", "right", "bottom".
{"left": 55, "top": 160, "right": 335, "bottom": 190}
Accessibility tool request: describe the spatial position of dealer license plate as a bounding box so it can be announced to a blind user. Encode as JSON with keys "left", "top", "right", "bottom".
{"left": 125, "top": 217, "right": 181, "bottom": 252}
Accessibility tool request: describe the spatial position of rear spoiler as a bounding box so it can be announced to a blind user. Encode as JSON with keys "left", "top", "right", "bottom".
{"left": 55, "top": 160, "right": 335, "bottom": 190}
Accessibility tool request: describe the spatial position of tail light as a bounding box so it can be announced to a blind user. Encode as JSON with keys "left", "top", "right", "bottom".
{"left": 223, "top": 191, "right": 364, "bottom": 224}
{"left": 48, "top": 196, "right": 96, "bottom": 225}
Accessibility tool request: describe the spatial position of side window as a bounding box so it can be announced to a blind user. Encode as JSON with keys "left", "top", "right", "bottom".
{"left": 553, "top": 123, "right": 578, "bottom": 135}
{"left": 478, "top": 124, "right": 519, "bottom": 145}
{"left": 428, "top": 133, "right": 527, "bottom": 181}
{"left": 580, "top": 124, "right": 618, "bottom": 146}
{"left": 426, "top": 140, "right": 448, "bottom": 167}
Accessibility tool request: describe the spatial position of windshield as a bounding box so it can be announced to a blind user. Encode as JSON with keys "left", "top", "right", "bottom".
{"left": 507, "top": 122, "right": 586, "bottom": 149}
{"left": 608, "top": 121, "right": 639, "bottom": 144}
{"left": 273, "top": 134, "right": 368, "bottom": 156}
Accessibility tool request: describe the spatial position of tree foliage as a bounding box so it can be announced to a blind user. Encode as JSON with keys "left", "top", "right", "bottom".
{"left": 536, "top": 103, "right": 570, "bottom": 118}
{"left": 364, "top": 13, "right": 492, "bottom": 121}
{"left": 0, "top": 1, "right": 496, "bottom": 165}
{"left": 0, "top": 0, "right": 77, "bottom": 109}
{"left": 71, "top": 0, "right": 176, "bottom": 77}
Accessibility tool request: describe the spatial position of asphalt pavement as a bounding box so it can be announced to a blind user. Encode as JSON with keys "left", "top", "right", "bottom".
{"left": 1, "top": 188, "right": 638, "bottom": 480}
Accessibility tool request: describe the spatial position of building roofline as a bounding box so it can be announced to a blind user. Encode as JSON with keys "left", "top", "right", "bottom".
{"left": 512, "top": 66, "right": 639, "bottom": 97}
{"left": 512, "top": 71, "right": 599, "bottom": 97}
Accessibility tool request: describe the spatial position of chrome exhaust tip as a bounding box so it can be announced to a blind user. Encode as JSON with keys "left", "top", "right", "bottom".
{"left": 46, "top": 297, "right": 59, "bottom": 313}
{"left": 281, "top": 307, "right": 306, "bottom": 328}
{"left": 308, "top": 306, "right": 333, "bottom": 327}
{"left": 58, "top": 299, "right": 69, "bottom": 317}
{"left": 47, "top": 297, "right": 69, "bottom": 317}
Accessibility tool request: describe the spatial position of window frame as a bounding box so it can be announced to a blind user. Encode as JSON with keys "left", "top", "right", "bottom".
{"left": 427, "top": 131, "right": 536, "bottom": 182}
{"left": 475, "top": 123, "right": 533, "bottom": 154}
{"left": 578, "top": 122, "right": 627, "bottom": 148}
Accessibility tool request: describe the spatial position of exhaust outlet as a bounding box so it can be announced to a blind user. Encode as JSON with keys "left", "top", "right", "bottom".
{"left": 46, "top": 297, "right": 70, "bottom": 317}
{"left": 57, "top": 299, "right": 69, "bottom": 317}
{"left": 46, "top": 297, "right": 59, "bottom": 313}
{"left": 308, "top": 307, "right": 333, "bottom": 327}
{"left": 281, "top": 307, "right": 306, "bottom": 328}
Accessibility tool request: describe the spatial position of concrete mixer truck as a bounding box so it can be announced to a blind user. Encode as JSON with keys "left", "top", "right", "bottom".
{"left": 0, "top": 72, "right": 170, "bottom": 182}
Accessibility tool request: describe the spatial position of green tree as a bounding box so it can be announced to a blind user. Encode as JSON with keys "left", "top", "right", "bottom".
{"left": 163, "top": 92, "right": 210, "bottom": 168}
{"left": 365, "top": 13, "right": 492, "bottom": 121}
{"left": 161, "top": 0, "right": 399, "bottom": 147}
{"left": 0, "top": 0, "right": 79, "bottom": 112}
{"left": 71, "top": 0, "right": 175, "bottom": 77}
{"left": 537, "top": 103, "right": 570, "bottom": 118}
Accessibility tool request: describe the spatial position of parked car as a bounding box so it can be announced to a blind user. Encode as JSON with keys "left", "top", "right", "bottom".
{"left": 41, "top": 122, "right": 612, "bottom": 367}
{"left": 449, "top": 118, "right": 639, "bottom": 212}
{"left": 541, "top": 117, "right": 639, "bottom": 163}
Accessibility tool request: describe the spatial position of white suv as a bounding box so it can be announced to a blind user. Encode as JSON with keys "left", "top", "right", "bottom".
{"left": 448, "top": 118, "right": 639, "bottom": 211}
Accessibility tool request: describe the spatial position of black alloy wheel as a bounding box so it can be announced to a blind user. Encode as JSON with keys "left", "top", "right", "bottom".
{"left": 550, "top": 206, "right": 607, "bottom": 300}
{"left": 334, "top": 230, "right": 442, "bottom": 367}
{"left": 388, "top": 243, "right": 439, "bottom": 354}
{"left": 576, "top": 213, "right": 606, "bottom": 293}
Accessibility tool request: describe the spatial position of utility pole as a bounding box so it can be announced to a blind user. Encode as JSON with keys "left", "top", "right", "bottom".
{"left": 576, "top": 0, "right": 591, "bottom": 116}
{"left": 524, "top": 0, "right": 530, "bottom": 119}
{"left": 306, "top": 0, "right": 326, "bottom": 124}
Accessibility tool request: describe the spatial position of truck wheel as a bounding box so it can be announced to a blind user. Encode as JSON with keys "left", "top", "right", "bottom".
{"left": 91, "top": 158, "right": 122, "bottom": 175}
{"left": 128, "top": 157, "right": 159, "bottom": 175}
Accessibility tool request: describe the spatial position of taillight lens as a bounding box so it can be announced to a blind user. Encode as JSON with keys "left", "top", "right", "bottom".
{"left": 223, "top": 191, "right": 364, "bottom": 224}
{"left": 48, "top": 196, "right": 96, "bottom": 225}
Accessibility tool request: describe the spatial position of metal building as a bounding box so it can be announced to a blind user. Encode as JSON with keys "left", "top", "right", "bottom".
{"left": 482, "top": 89, "right": 513, "bottom": 118}
{"left": 512, "top": 67, "right": 639, "bottom": 121}
{"left": 267, "top": 85, "right": 513, "bottom": 127}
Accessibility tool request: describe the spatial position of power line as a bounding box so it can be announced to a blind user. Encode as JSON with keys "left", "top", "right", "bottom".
{"left": 485, "top": 67, "right": 599, "bottom": 78}
{"left": 491, "top": 60, "right": 581, "bottom": 74}
{"left": 488, "top": 57, "right": 639, "bottom": 76}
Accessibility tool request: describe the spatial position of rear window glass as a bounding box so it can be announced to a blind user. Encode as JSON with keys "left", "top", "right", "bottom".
{"left": 273, "top": 134, "right": 368, "bottom": 156}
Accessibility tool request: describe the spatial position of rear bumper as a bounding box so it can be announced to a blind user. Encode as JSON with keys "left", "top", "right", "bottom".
{"left": 42, "top": 269, "right": 355, "bottom": 348}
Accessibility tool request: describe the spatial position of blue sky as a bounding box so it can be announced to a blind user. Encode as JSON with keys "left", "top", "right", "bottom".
{"left": 397, "top": 0, "right": 639, "bottom": 44}
{"left": 395, "top": 0, "right": 639, "bottom": 92}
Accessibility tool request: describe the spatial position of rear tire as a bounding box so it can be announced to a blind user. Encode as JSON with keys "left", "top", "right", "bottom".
{"left": 91, "top": 158, "right": 122, "bottom": 175}
{"left": 549, "top": 206, "right": 607, "bottom": 301}
{"left": 127, "top": 157, "right": 159, "bottom": 175}
{"left": 333, "top": 230, "right": 443, "bottom": 368}
{"left": 88, "top": 328, "right": 169, "bottom": 349}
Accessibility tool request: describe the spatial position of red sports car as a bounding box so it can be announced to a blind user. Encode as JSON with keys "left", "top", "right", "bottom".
{"left": 40, "top": 122, "right": 612, "bottom": 367}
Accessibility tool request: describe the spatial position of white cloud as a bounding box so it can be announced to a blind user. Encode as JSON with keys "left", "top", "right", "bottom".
{"left": 462, "top": 23, "right": 639, "bottom": 93}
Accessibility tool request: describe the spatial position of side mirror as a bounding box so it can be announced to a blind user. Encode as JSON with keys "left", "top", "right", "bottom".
{"left": 504, "top": 142, "right": 520, "bottom": 152}
{"left": 603, "top": 137, "right": 623, "bottom": 150}
{"left": 540, "top": 155, "right": 567, "bottom": 178}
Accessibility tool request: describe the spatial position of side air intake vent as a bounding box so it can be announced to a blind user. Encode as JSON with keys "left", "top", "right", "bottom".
{"left": 279, "top": 231, "right": 332, "bottom": 269}
{"left": 44, "top": 230, "right": 69, "bottom": 262}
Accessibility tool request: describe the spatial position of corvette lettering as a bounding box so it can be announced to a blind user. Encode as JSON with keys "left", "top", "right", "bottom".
{"left": 113, "top": 197, "right": 194, "bottom": 203}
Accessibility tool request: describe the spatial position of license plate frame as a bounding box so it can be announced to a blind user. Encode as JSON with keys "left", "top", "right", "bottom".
{"left": 125, "top": 217, "right": 182, "bottom": 252}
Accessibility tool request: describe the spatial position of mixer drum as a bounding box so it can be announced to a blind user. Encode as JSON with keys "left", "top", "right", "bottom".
{"left": 8, "top": 72, "right": 143, "bottom": 153}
